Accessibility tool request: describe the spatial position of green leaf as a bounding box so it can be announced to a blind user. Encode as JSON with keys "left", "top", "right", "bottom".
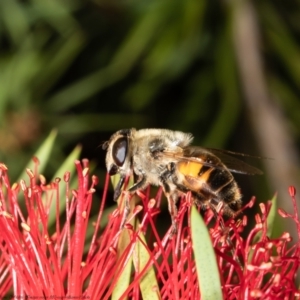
{"left": 191, "top": 205, "right": 223, "bottom": 300}
{"left": 266, "top": 194, "right": 277, "bottom": 238}
{"left": 134, "top": 219, "right": 159, "bottom": 300}
{"left": 251, "top": 194, "right": 277, "bottom": 247}
{"left": 17, "top": 129, "right": 57, "bottom": 183}
{"left": 47, "top": 144, "right": 82, "bottom": 227}
{"left": 111, "top": 174, "right": 135, "bottom": 300}
{"left": 112, "top": 231, "right": 133, "bottom": 300}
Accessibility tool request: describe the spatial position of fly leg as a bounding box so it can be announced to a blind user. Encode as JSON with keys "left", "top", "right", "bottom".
{"left": 160, "top": 164, "right": 179, "bottom": 235}
{"left": 161, "top": 182, "right": 179, "bottom": 236}
{"left": 119, "top": 191, "right": 131, "bottom": 230}
{"left": 119, "top": 174, "right": 147, "bottom": 229}
{"left": 194, "top": 191, "right": 243, "bottom": 268}
{"left": 167, "top": 193, "right": 179, "bottom": 235}
{"left": 209, "top": 201, "right": 243, "bottom": 268}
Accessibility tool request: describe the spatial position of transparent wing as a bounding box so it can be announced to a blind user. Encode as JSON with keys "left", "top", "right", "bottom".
{"left": 162, "top": 146, "right": 263, "bottom": 175}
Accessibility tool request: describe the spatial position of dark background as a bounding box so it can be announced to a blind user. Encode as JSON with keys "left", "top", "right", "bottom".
{"left": 0, "top": 0, "right": 299, "bottom": 237}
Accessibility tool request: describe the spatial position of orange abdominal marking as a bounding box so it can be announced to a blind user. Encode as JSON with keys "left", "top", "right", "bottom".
{"left": 177, "top": 161, "right": 203, "bottom": 177}
{"left": 177, "top": 161, "right": 214, "bottom": 190}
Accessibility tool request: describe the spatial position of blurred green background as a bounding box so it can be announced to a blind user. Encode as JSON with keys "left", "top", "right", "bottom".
{"left": 0, "top": 0, "right": 300, "bottom": 236}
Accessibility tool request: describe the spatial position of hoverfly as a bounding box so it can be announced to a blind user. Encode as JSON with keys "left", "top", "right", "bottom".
{"left": 103, "top": 128, "right": 262, "bottom": 233}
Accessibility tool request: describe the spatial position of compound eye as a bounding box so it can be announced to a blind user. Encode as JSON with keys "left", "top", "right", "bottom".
{"left": 112, "top": 137, "right": 128, "bottom": 167}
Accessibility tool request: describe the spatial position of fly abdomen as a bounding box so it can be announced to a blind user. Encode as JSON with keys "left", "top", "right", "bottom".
{"left": 204, "top": 168, "right": 242, "bottom": 215}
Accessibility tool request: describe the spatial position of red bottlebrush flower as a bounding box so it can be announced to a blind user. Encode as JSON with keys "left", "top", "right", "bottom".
{"left": 0, "top": 159, "right": 300, "bottom": 299}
